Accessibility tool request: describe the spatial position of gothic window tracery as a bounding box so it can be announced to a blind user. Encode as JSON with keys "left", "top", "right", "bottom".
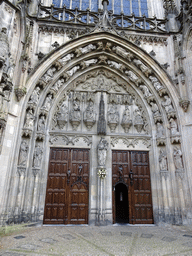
{"left": 51, "top": 0, "right": 149, "bottom": 17}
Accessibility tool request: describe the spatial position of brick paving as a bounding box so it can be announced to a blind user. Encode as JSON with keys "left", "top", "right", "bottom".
{"left": 0, "top": 224, "right": 192, "bottom": 255}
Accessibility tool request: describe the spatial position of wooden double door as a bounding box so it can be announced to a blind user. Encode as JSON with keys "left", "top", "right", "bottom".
{"left": 112, "top": 150, "right": 153, "bottom": 224}
{"left": 43, "top": 148, "right": 89, "bottom": 224}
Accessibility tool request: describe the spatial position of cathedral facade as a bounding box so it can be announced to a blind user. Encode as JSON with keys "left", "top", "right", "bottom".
{"left": 0, "top": 0, "right": 192, "bottom": 226}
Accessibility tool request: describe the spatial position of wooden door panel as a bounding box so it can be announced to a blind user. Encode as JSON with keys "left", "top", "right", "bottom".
{"left": 44, "top": 148, "right": 89, "bottom": 225}
{"left": 112, "top": 150, "right": 153, "bottom": 224}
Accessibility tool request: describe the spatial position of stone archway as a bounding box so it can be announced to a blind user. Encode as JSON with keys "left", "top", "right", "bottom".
{"left": 4, "top": 32, "right": 189, "bottom": 225}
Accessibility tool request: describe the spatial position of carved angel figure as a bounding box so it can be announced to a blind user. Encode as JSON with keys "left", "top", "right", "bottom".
{"left": 18, "top": 140, "right": 28, "bottom": 166}
{"left": 159, "top": 149, "right": 168, "bottom": 171}
{"left": 33, "top": 145, "right": 43, "bottom": 167}
{"left": 42, "top": 94, "right": 53, "bottom": 111}
{"left": 29, "top": 86, "right": 40, "bottom": 104}
{"left": 24, "top": 109, "right": 35, "bottom": 129}
{"left": 97, "top": 137, "right": 108, "bottom": 167}
{"left": 162, "top": 95, "right": 174, "bottom": 113}
{"left": 173, "top": 147, "right": 184, "bottom": 170}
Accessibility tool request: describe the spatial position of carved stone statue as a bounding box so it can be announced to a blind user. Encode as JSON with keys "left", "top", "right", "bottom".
{"left": 66, "top": 66, "right": 80, "bottom": 76}
{"left": 170, "top": 118, "right": 179, "bottom": 136}
{"left": 0, "top": 28, "right": 9, "bottom": 67}
{"left": 140, "top": 85, "right": 152, "bottom": 97}
{"left": 149, "top": 76, "right": 164, "bottom": 90}
{"left": 75, "top": 44, "right": 96, "bottom": 57}
{"left": 24, "top": 109, "right": 35, "bottom": 129}
{"left": 80, "top": 59, "right": 98, "bottom": 69}
{"left": 33, "top": 145, "right": 43, "bottom": 167}
{"left": 42, "top": 94, "right": 53, "bottom": 111}
{"left": 29, "top": 86, "right": 40, "bottom": 104}
{"left": 121, "top": 106, "right": 132, "bottom": 133}
{"left": 52, "top": 78, "right": 64, "bottom": 91}
{"left": 134, "top": 109, "right": 144, "bottom": 133}
{"left": 69, "top": 100, "right": 81, "bottom": 130}
{"left": 125, "top": 71, "right": 140, "bottom": 85}
{"left": 107, "top": 60, "right": 125, "bottom": 71}
{"left": 156, "top": 122, "right": 165, "bottom": 138}
{"left": 41, "top": 67, "right": 56, "bottom": 83}
{"left": 173, "top": 147, "right": 184, "bottom": 170}
{"left": 150, "top": 102, "right": 160, "bottom": 116}
{"left": 38, "top": 115, "right": 46, "bottom": 131}
{"left": 83, "top": 101, "right": 96, "bottom": 130}
{"left": 162, "top": 95, "right": 174, "bottom": 113}
{"left": 159, "top": 149, "right": 168, "bottom": 171}
{"left": 97, "top": 137, "right": 108, "bottom": 167}
{"left": 60, "top": 53, "right": 74, "bottom": 65}
{"left": 18, "top": 140, "right": 28, "bottom": 166}
{"left": 57, "top": 102, "right": 68, "bottom": 129}
{"left": 107, "top": 103, "right": 119, "bottom": 132}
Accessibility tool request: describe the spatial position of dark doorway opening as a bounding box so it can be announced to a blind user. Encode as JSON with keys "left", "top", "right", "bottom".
{"left": 115, "top": 183, "right": 129, "bottom": 223}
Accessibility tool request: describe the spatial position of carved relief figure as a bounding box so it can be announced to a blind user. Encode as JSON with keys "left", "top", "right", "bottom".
{"left": 83, "top": 101, "right": 96, "bottom": 130}
{"left": 125, "top": 70, "right": 140, "bottom": 85}
{"left": 24, "top": 109, "right": 35, "bottom": 129}
{"left": 70, "top": 100, "right": 81, "bottom": 120}
{"left": 38, "top": 115, "right": 46, "bottom": 131}
{"left": 33, "top": 145, "right": 43, "bottom": 167}
{"left": 173, "top": 147, "right": 184, "bottom": 170}
{"left": 159, "top": 149, "right": 168, "bottom": 171}
{"left": 107, "top": 60, "right": 125, "bottom": 72}
{"left": 170, "top": 118, "right": 179, "bottom": 136}
{"left": 18, "top": 140, "right": 28, "bottom": 166}
{"left": 133, "top": 59, "right": 150, "bottom": 74}
{"left": 112, "top": 46, "right": 133, "bottom": 61}
{"left": 42, "top": 94, "right": 53, "bottom": 111}
{"left": 29, "top": 86, "right": 40, "bottom": 104}
{"left": 97, "top": 137, "right": 108, "bottom": 167}
{"left": 57, "top": 102, "right": 68, "bottom": 129}
{"left": 80, "top": 59, "right": 98, "bottom": 69}
{"left": 162, "top": 95, "right": 174, "bottom": 113}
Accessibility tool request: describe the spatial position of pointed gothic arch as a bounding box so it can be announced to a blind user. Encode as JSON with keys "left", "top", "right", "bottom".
{"left": 5, "top": 32, "right": 188, "bottom": 225}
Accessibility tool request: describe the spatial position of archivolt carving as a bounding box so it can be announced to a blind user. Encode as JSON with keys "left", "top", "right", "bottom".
{"left": 49, "top": 134, "right": 92, "bottom": 146}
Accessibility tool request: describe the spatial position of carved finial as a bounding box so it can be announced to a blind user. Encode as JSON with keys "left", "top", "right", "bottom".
{"left": 97, "top": 92, "right": 106, "bottom": 135}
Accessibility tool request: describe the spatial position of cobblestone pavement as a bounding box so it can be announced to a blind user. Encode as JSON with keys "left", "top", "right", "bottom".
{"left": 1, "top": 224, "right": 192, "bottom": 256}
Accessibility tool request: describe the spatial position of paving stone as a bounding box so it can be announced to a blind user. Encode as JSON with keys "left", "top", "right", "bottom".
{"left": 121, "top": 232, "right": 132, "bottom": 237}
{"left": 40, "top": 238, "right": 57, "bottom": 244}
{"left": 0, "top": 252, "right": 26, "bottom": 256}
{"left": 79, "top": 232, "right": 93, "bottom": 237}
{"left": 14, "top": 236, "right": 25, "bottom": 240}
{"left": 141, "top": 233, "right": 154, "bottom": 238}
{"left": 17, "top": 244, "right": 41, "bottom": 251}
{"left": 100, "top": 231, "right": 112, "bottom": 236}
{"left": 161, "top": 236, "right": 177, "bottom": 242}
{"left": 182, "top": 241, "right": 192, "bottom": 248}
{"left": 61, "top": 234, "right": 76, "bottom": 240}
